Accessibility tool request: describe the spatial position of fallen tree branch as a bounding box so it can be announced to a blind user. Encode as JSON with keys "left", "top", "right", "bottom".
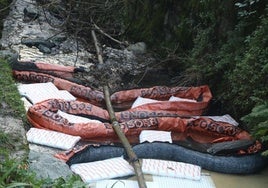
{"left": 91, "top": 28, "right": 147, "bottom": 188}
{"left": 103, "top": 86, "right": 147, "bottom": 188}
{"left": 92, "top": 21, "right": 128, "bottom": 46}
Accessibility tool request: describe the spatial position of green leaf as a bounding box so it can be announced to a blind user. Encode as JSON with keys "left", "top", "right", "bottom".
{"left": 261, "top": 150, "right": 268, "bottom": 156}
{"left": 0, "top": 161, "right": 20, "bottom": 183}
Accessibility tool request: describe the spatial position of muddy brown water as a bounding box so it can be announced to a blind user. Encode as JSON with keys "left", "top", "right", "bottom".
{"left": 122, "top": 167, "right": 268, "bottom": 188}
{"left": 206, "top": 166, "right": 268, "bottom": 188}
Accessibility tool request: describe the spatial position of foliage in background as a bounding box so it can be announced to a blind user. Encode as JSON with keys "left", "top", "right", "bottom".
{"left": 225, "top": 9, "right": 268, "bottom": 118}
{"left": 185, "top": 0, "right": 268, "bottom": 119}
{"left": 122, "top": 0, "right": 267, "bottom": 120}
{"left": 241, "top": 102, "right": 268, "bottom": 156}
{"left": 91, "top": 0, "right": 268, "bottom": 145}
{"left": 0, "top": 0, "right": 12, "bottom": 40}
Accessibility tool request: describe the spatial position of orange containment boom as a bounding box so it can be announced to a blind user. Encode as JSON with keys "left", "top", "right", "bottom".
{"left": 12, "top": 61, "right": 262, "bottom": 155}
{"left": 13, "top": 71, "right": 212, "bottom": 115}
{"left": 27, "top": 99, "right": 261, "bottom": 154}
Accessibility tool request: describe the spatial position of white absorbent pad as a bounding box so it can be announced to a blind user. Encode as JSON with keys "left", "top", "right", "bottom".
{"left": 57, "top": 110, "right": 102, "bottom": 124}
{"left": 26, "top": 128, "right": 81, "bottom": 150}
{"left": 208, "top": 114, "right": 239, "bottom": 126}
{"left": 70, "top": 157, "right": 135, "bottom": 183}
{"left": 131, "top": 96, "right": 197, "bottom": 109}
{"left": 131, "top": 96, "right": 160, "bottom": 108}
{"left": 95, "top": 179, "right": 159, "bottom": 188}
{"left": 71, "top": 157, "right": 202, "bottom": 183}
{"left": 152, "top": 175, "right": 216, "bottom": 188}
{"left": 139, "top": 130, "right": 172, "bottom": 143}
{"left": 142, "top": 159, "right": 201, "bottom": 181}
{"left": 169, "top": 96, "right": 197, "bottom": 102}
{"left": 18, "top": 82, "right": 76, "bottom": 104}
{"left": 95, "top": 175, "right": 215, "bottom": 188}
{"left": 195, "top": 114, "right": 239, "bottom": 126}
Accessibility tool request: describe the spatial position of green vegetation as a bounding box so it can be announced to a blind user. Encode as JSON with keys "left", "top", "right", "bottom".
{"left": 0, "top": 153, "right": 87, "bottom": 188}
{"left": 0, "top": 58, "right": 28, "bottom": 158}
{"left": 122, "top": 0, "right": 267, "bottom": 116}
{"left": 0, "top": 58, "right": 26, "bottom": 118}
{"left": 242, "top": 102, "right": 268, "bottom": 156}
{"left": 0, "top": 0, "right": 12, "bottom": 39}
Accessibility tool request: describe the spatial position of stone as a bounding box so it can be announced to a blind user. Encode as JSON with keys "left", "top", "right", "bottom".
{"left": 21, "top": 37, "right": 56, "bottom": 49}
{"left": 0, "top": 116, "right": 28, "bottom": 161}
{"left": 0, "top": 50, "right": 19, "bottom": 63}
{"left": 127, "top": 42, "right": 147, "bottom": 54}
{"left": 38, "top": 44, "right": 52, "bottom": 54}
{"left": 23, "top": 7, "right": 40, "bottom": 22}
{"left": 28, "top": 150, "right": 73, "bottom": 180}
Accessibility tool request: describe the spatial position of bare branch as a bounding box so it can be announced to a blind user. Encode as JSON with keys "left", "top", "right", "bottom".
{"left": 0, "top": 0, "right": 14, "bottom": 13}
{"left": 93, "top": 21, "right": 128, "bottom": 46}
{"left": 91, "top": 28, "right": 147, "bottom": 188}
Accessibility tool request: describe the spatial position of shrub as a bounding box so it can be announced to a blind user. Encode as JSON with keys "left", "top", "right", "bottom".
{"left": 241, "top": 102, "right": 268, "bottom": 156}
{"left": 223, "top": 8, "right": 268, "bottom": 118}
{"left": 0, "top": 0, "right": 12, "bottom": 39}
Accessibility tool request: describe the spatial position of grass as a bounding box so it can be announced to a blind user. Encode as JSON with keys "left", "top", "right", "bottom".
{"left": 0, "top": 58, "right": 87, "bottom": 187}
{"left": 0, "top": 58, "right": 26, "bottom": 119}
{"left": 0, "top": 58, "right": 27, "bottom": 156}
{"left": 0, "top": 154, "right": 87, "bottom": 188}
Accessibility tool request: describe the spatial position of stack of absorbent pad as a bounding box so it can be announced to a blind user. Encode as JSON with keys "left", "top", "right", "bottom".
{"left": 26, "top": 128, "right": 81, "bottom": 150}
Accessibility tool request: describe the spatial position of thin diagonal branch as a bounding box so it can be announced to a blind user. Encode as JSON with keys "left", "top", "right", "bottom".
{"left": 91, "top": 28, "right": 147, "bottom": 188}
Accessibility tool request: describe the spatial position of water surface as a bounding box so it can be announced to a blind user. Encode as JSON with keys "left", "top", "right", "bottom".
{"left": 206, "top": 166, "right": 268, "bottom": 188}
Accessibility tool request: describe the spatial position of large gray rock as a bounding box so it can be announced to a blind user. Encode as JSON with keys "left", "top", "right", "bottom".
{"left": 0, "top": 116, "right": 28, "bottom": 161}
{"left": 28, "top": 150, "right": 73, "bottom": 180}
{"left": 0, "top": 50, "right": 19, "bottom": 63}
